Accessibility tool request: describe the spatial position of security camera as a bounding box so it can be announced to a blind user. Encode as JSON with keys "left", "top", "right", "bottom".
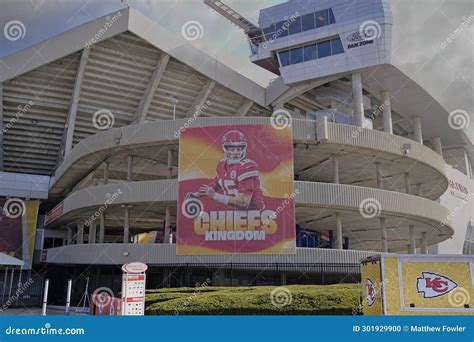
{"left": 402, "top": 143, "right": 412, "bottom": 156}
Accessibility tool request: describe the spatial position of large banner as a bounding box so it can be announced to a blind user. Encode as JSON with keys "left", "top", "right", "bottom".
{"left": 0, "top": 199, "right": 39, "bottom": 268}
{"left": 177, "top": 124, "right": 296, "bottom": 255}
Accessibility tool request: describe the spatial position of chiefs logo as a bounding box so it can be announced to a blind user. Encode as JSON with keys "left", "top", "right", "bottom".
{"left": 416, "top": 272, "right": 458, "bottom": 298}
{"left": 365, "top": 278, "right": 377, "bottom": 307}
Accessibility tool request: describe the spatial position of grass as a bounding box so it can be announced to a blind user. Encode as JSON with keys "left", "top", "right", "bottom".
{"left": 145, "top": 284, "right": 359, "bottom": 315}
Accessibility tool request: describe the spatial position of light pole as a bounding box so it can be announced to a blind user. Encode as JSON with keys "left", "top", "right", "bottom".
{"left": 170, "top": 95, "right": 179, "bottom": 120}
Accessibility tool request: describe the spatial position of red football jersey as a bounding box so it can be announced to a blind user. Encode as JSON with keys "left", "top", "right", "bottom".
{"left": 212, "top": 158, "right": 265, "bottom": 210}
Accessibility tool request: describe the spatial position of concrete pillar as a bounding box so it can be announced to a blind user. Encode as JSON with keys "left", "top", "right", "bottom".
{"left": 432, "top": 137, "right": 443, "bottom": 157}
{"left": 333, "top": 155, "right": 339, "bottom": 184}
{"left": 0, "top": 83, "right": 3, "bottom": 171}
{"left": 413, "top": 116, "right": 423, "bottom": 144}
{"left": 375, "top": 162, "right": 383, "bottom": 189}
{"left": 89, "top": 221, "right": 96, "bottom": 244}
{"left": 77, "top": 222, "right": 84, "bottom": 244}
{"left": 380, "top": 218, "right": 388, "bottom": 253}
{"left": 352, "top": 73, "right": 364, "bottom": 127}
{"left": 404, "top": 173, "right": 411, "bottom": 194}
{"left": 381, "top": 91, "right": 393, "bottom": 134}
{"left": 408, "top": 225, "right": 416, "bottom": 254}
{"left": 464, "top": 150, "right": 472, "bottom": 179}
{"left": 123, "top": 206, "right": 130, "bottom": 243}
{"left": 67, "top": 227, "right": 73, "bottom": 245}
{"left": 416, "top": 183, "right": 423, "bottom": 197}
{"left": 99, "top": 213, "right": 105, "bottom": 243}
{"left": 127, "top": 155, "right": 133, "bottom": 182}
{"left": 167, "top": 149, "right": 173, "bottom": 179}
{"left": 103, "top": 162, "right": 109, "bottom": 184}
{"left": 335, "top": 213, "right": 343, "bottom": 250}
{"left": 164, "top": 207, "right": 171, "bottom": 243}
{"left": 421, "top": 232, "right": 428, "bottom": 254}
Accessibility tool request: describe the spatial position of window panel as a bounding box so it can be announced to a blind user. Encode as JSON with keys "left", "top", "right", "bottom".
{"left": 263, "top": 24, "right": 275, "bottom": 41}
{"left": 303, "top": 44, "right": 317, "bottom": 61}
{"left": 329, "top": 8, "right": 336, "bottom": 24}
{"left": 276, "top": 21, "right": 288, "bottom": 37}
{"left": 288, "top": 16, "right": 302, "bottom": 35}
{"left": 331, "top": 38, "right": 344, "bottom": 55}
{"left": 279, "top": 50, "right": 290, "bottom": 67}
{"left": 317, "top": 40, "right": 331, "bottom": 58}
{"left": 301, "top": 13, "right": 315, "bottom": 31}
{"left": 290, "top": 47, "right": 304, "bottom": 64}
{"left": 316, "top": 9, "right": 328, "bottom": 28}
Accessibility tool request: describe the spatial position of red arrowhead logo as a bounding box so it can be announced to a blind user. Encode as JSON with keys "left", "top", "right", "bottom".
{"left": 416, "top": 272, "right": 457, "bottom": 298}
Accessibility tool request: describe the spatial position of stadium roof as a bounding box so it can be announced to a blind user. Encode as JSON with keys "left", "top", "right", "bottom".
{"left": 0, "top": 6, "right": 471, "bottom": 176}
{"left": 0, "top": 7, "right": 269, "bottom": 175}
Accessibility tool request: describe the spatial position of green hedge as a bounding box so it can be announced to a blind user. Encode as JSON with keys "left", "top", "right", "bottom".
{"left": 145, "top": 284, "right": 359, "bottom": 315}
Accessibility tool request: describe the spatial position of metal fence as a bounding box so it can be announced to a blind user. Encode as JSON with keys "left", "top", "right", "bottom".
{"left": 148, "top": 263, "right": 361, "bottom": 288}
{"left": 0, "top": 269, "right": 44, "bottom": 309}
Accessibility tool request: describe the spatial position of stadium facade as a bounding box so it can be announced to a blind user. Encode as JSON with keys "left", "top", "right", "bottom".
{"left": 0, "top": 0, "right": 472, "bottom": 301}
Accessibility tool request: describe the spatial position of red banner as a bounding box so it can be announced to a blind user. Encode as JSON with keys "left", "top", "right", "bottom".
{"left": 177, "top": 124, "right": 296, "bottom": 255}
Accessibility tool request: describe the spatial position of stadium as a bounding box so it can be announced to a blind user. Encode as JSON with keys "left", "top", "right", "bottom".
{"left": 0, "top": 0, "right": 472, "bottom": 307}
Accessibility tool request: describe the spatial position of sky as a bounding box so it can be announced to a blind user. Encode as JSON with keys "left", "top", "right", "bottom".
{"left": 0, "top": 0, "right": 472, "bottom": 138}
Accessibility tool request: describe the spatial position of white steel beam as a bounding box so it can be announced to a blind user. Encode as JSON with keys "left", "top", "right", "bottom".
{"left": 136, "top": 53, "right": 170, "bottom": 123}
{"left": 271, "top": 75, "right": 340, "bottom": 107}
{"left": 234, "top": 99, "right": 253, "bottom": 116}
{"left": 185, "top": 79, "right": 215, "bottom": 117}
{"left": 63, "top": 48, "right": 90, "bottom": 157}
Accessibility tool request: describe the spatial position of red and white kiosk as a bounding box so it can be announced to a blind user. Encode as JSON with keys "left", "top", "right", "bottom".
{"left": 121, "top": 262, "right": 148, "bottom": 316}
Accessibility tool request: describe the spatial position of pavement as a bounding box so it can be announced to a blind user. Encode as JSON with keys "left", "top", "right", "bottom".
{"left": 0, "top": 306, "right": 88, "bottom": 316}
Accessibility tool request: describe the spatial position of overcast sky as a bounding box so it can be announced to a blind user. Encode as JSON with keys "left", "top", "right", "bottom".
{"left": 0, "top": 0, "right": 472, "bottom": 138}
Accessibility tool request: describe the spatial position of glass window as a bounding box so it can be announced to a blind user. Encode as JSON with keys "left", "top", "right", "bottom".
{"left": 331, "top": 38, "right": 344, "bottom": 55}
{"left": 279, "top": 50, "right": 290, "bottom": 67}
{"left": 288, "top": 16, "right": 302, "bottom": 35}
{"left": 263, "top": 24, "right": 275, "bottom": 41}
{"left": 275, "top": 21, "right": 288, "bottom": 38}
{"left": 329, "top": 9, "right": 336, "bottom": 24}
{"left": 317, "top": 40, "right": 331, "bottom": 58}
{"left": 290, "top": 47, "right": 304, "bottom": 64}
{"left": 303, "top": 44, "right": 317, "bottom": 61}
{"left": 301, "top": 13, "right": 315, "bottom": 31}
{"left": 316, "top": 9, "right": 328, "bottom": 28}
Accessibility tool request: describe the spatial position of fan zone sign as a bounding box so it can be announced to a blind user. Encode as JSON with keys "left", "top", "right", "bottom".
{"left": 177, "top": 124, "right": 296, "bottom": 255}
